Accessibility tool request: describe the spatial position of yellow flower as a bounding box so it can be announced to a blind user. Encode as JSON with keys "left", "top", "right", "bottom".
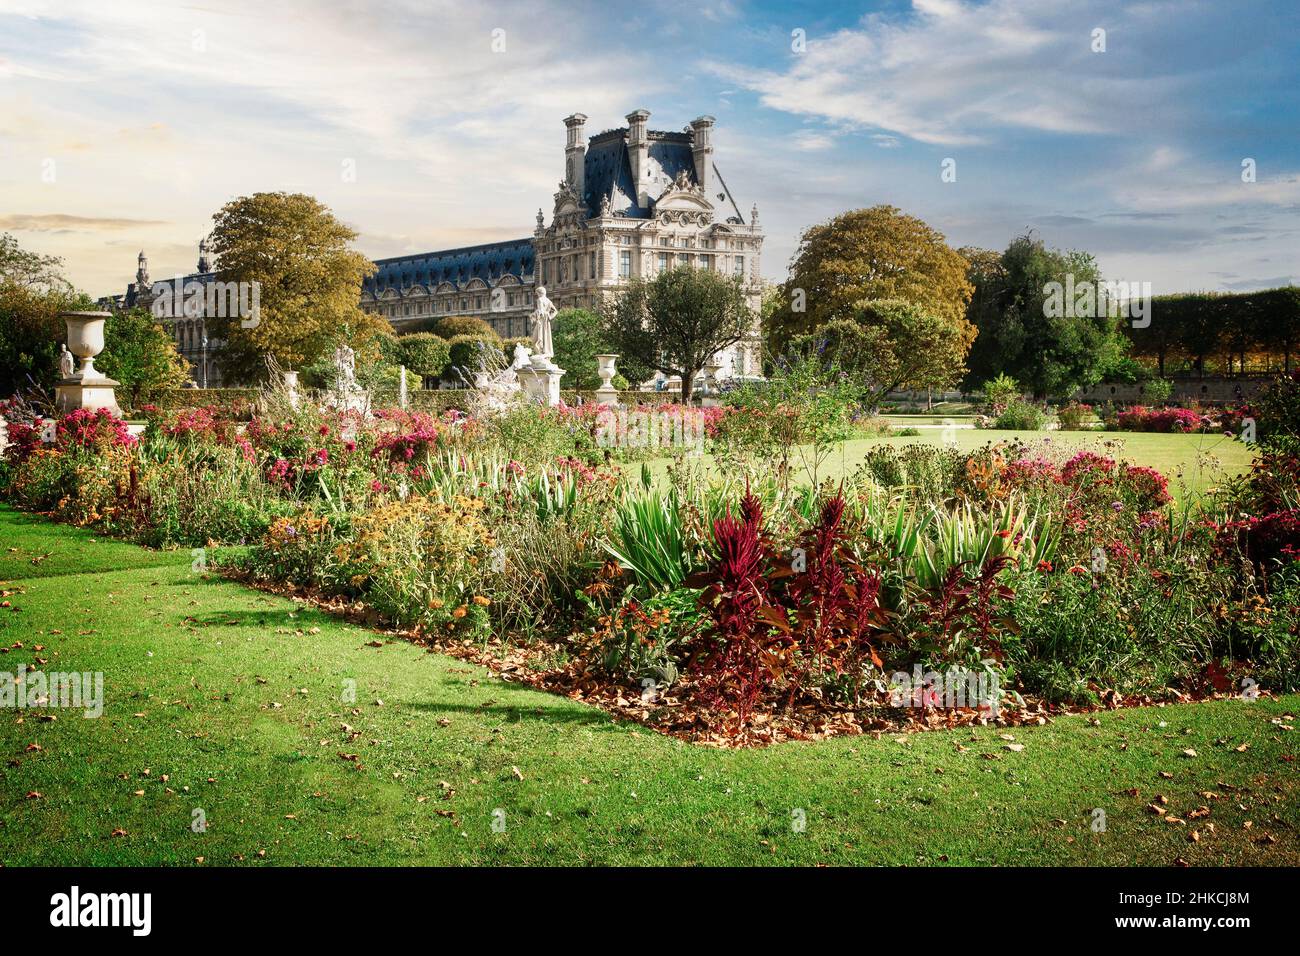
{"left": 472, "top": 595, "right": 490, "bottom": 607}
{"left": 452, "top": 605, "right": 467, "bottom": 619}
{"left": 429, "top": 599, "right": 445, "bottom": 609}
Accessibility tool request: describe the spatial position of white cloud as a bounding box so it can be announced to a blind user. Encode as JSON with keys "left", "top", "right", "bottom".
{"left": 712, "top": 0, "right": 1186, "bottom": 147}
{"left": 0, "top": 0, "right": 663, "bottom": 292}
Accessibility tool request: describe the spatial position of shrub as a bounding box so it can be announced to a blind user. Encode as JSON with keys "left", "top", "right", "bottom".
{"left": 326, "top": 495, "right": 496, "bottom": 636}
{"left": 1055, "top": 401, "right": 1095, "bottom": 430}
{"left": 1143, "top": 377, "right": 1174, "bottom": 404}
{"left": 397, "top": 333, "right": 451, "bottom": 380}
{"left": 994, "top": 400, "right": 1046, "bottom": 430}
{"left": 858, "top": 444, "right": 962, "bottom": 502}
{"left": 979, "top": 373, "right": 1021, "bottom": 413}
{"left": 434, "top": 316, "right": 500, "bottom": 341}
{"left": 446, "top": 334, "right": 503, "bottom": 379}
{"left": 1253, "top": 370, "right": 1300, "bottom": 455}
{"left": 1115, "top": 405, "right": 1209, "bottom": 433}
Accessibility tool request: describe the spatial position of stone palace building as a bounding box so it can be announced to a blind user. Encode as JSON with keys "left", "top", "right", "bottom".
{"left": 103, "top": 109, "right": 765, "bottom": 387}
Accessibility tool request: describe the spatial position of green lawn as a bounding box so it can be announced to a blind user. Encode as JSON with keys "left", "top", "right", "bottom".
{"left": 643, "top": 429, "right": 1254, "bottom": 503}
{"left": 1, "top": 506, "right": 1295, "bottom": 866}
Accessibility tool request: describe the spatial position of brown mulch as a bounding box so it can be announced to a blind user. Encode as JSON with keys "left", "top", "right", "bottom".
{"left": 216, "top": 565, "right": 1268, "bottom": 749}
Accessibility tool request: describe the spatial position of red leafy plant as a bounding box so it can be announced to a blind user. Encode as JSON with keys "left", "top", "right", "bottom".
{"left": 900, "top": 556, "right": 1017, "bottom": 710}
{"left": 686, "top": 490, "right": 887, "bottom": 730}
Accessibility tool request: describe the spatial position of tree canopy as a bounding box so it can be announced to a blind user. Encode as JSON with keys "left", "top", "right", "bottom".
{"left": 603, "top": 267, "right": 751, "bottom": 401}
{"left": 97, "top": 308, "right": 191, "bottom": 409}
{"left": 962, "top": 233, "right": 1127, "bottom": 398}
{"left": 206, "top": 192, "right": 386, "bottom": 380}
{"left": 769, "top": 205, "right": 974, "bottom": 352}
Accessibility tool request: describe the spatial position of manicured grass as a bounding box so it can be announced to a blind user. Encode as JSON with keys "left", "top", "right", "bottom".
{"left": 642, "top": 429, "right": 1254, "bottom": 503}
{"left": 1, "top": 507, "right": 1295, "bottom": 866}
{"left": 0, "top": 507, "right": 191, "bottom": 580}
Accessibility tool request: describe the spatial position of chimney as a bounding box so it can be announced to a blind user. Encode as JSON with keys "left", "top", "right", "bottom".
{"left": 689, "top": 115, "right": 715, "bottom": 195}
{"left": 626, "top": 108, "right": 651, "bottom": 207}
{"left": 563, "top": 113, "right": 587, "bottom": 199}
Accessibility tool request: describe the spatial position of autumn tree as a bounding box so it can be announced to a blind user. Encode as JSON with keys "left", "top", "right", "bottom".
{"left": 604, "top": 267, "right": 751, "bottom": 401}
{"left": 769, "top": 206, "right": 974, "bottom": 352}
{"left": 205, "top": 192, "right": 385, "bottom": 381}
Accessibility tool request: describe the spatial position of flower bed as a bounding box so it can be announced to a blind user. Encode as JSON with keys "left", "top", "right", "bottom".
{"left": 2, "top": 386, "right": 1295, "bottom": 745}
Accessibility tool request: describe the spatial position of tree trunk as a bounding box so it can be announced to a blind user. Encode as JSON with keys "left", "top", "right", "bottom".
{"left": 680, "top": 369, "right": 695, "bottom": 404}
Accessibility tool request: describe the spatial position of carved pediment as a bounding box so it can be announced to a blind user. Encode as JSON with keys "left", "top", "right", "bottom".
{"left": 654, "top": 176, "right": 714, "bottom": 226}
{"left": 552, "top": 180, "right": 584, "bottom": 218}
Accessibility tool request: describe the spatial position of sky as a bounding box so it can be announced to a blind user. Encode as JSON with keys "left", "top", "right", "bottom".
{"left": 1, "top": 0, "right": 1297, "bottom": 298}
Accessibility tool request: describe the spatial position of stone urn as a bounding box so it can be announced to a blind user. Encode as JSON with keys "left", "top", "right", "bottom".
{"left": 595, "top": 354, "right": 620, "bottom": 407}
{"left": 55, "top": 311, "right": 122, "bottom": 416}
{"left": 700, "top": 361, "right": 724, "bottom": 407}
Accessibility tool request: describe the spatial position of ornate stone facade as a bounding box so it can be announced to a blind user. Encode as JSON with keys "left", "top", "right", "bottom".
{"left": 99, "top": 245, "right": 225, "bottom": 387}
{"left": 360, "top": 109, "right": 765, "bottom": 382}
{"left": 533, "top": 111, "right": 765, "bottom": 380}
{"left": 105, "top": 109, "right": 765, "bottom": 387}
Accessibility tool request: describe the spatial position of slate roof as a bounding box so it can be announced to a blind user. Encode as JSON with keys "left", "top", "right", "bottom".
{"left": 582, "top": 127, "right": 745, "bottom": 222}
{"left": 363, "top": 239, "right": 535, "bottom": 295}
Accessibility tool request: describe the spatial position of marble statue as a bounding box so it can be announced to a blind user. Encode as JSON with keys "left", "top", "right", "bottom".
{"left": 530, "top": 286, "right": 556, "bottom": 360}
{"left": 332, "top": 342, "right": 357, "bottom": 391}
{"left": 58, "top": 343, "right": 75, "bottom": 379}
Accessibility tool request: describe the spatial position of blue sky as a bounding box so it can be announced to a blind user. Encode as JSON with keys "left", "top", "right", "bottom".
{"left": 1, "top": 0, "right": 1297, "bottom": 297}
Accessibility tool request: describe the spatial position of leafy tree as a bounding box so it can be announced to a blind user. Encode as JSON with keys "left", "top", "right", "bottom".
{"left": 0, "top": 281, "right": 89, "bottom": 395}
{"left": 785, "top": 299, "right": 969, "bottom": 411}
{"left": 603, "top": 267, "right": 751, "bottom": 401}
{"left": 963, "top": 233, "right": 1126, "bottom": 398}
{"left": 552, "top": 307, "right": 617, "bottom": 390}
{"left": 0, "top": 233, "right": 71, "bottom": 292}
{"left": 97, "top": 308, "right": 191, "bottom": 409}
{"left": 770, "top": 205, "right": 974, "bottom": 352}
{"left": 205, "top": 192, "right": 386, "bottom": 381}
{"left": 397, "top": 333, "right": 451, "bottom": 381}
{"left": 0, "top": 236, "right": 91, "bottom": 395}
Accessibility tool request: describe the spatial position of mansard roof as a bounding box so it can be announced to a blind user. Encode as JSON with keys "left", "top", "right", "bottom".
{"left": 583, "top": 127, "right": 746, "bottom": 222}
{"left": 584, "top": 134, "right": 643, "bottom": 218}
{"left": 365, "top": 238, "right": 535, "bottom": 294}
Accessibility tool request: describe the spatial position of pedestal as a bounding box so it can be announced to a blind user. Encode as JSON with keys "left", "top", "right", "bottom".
{"left": 517, "top": 359, "right": 565, "bottom": 406}
{"left": 594, "top": 386, "right": 620, "bottom": 407}
{"left": 55, "top": 376, "right": 123, "bottom": 418}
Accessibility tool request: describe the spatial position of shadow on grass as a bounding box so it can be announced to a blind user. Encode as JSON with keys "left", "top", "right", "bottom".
{"left": 401, "top": 699, "right": 619, "bottom": 729}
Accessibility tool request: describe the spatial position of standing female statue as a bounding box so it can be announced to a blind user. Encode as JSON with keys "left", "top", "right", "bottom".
{"left": 530, "top": 286, "right": 557, "bottom": 361}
